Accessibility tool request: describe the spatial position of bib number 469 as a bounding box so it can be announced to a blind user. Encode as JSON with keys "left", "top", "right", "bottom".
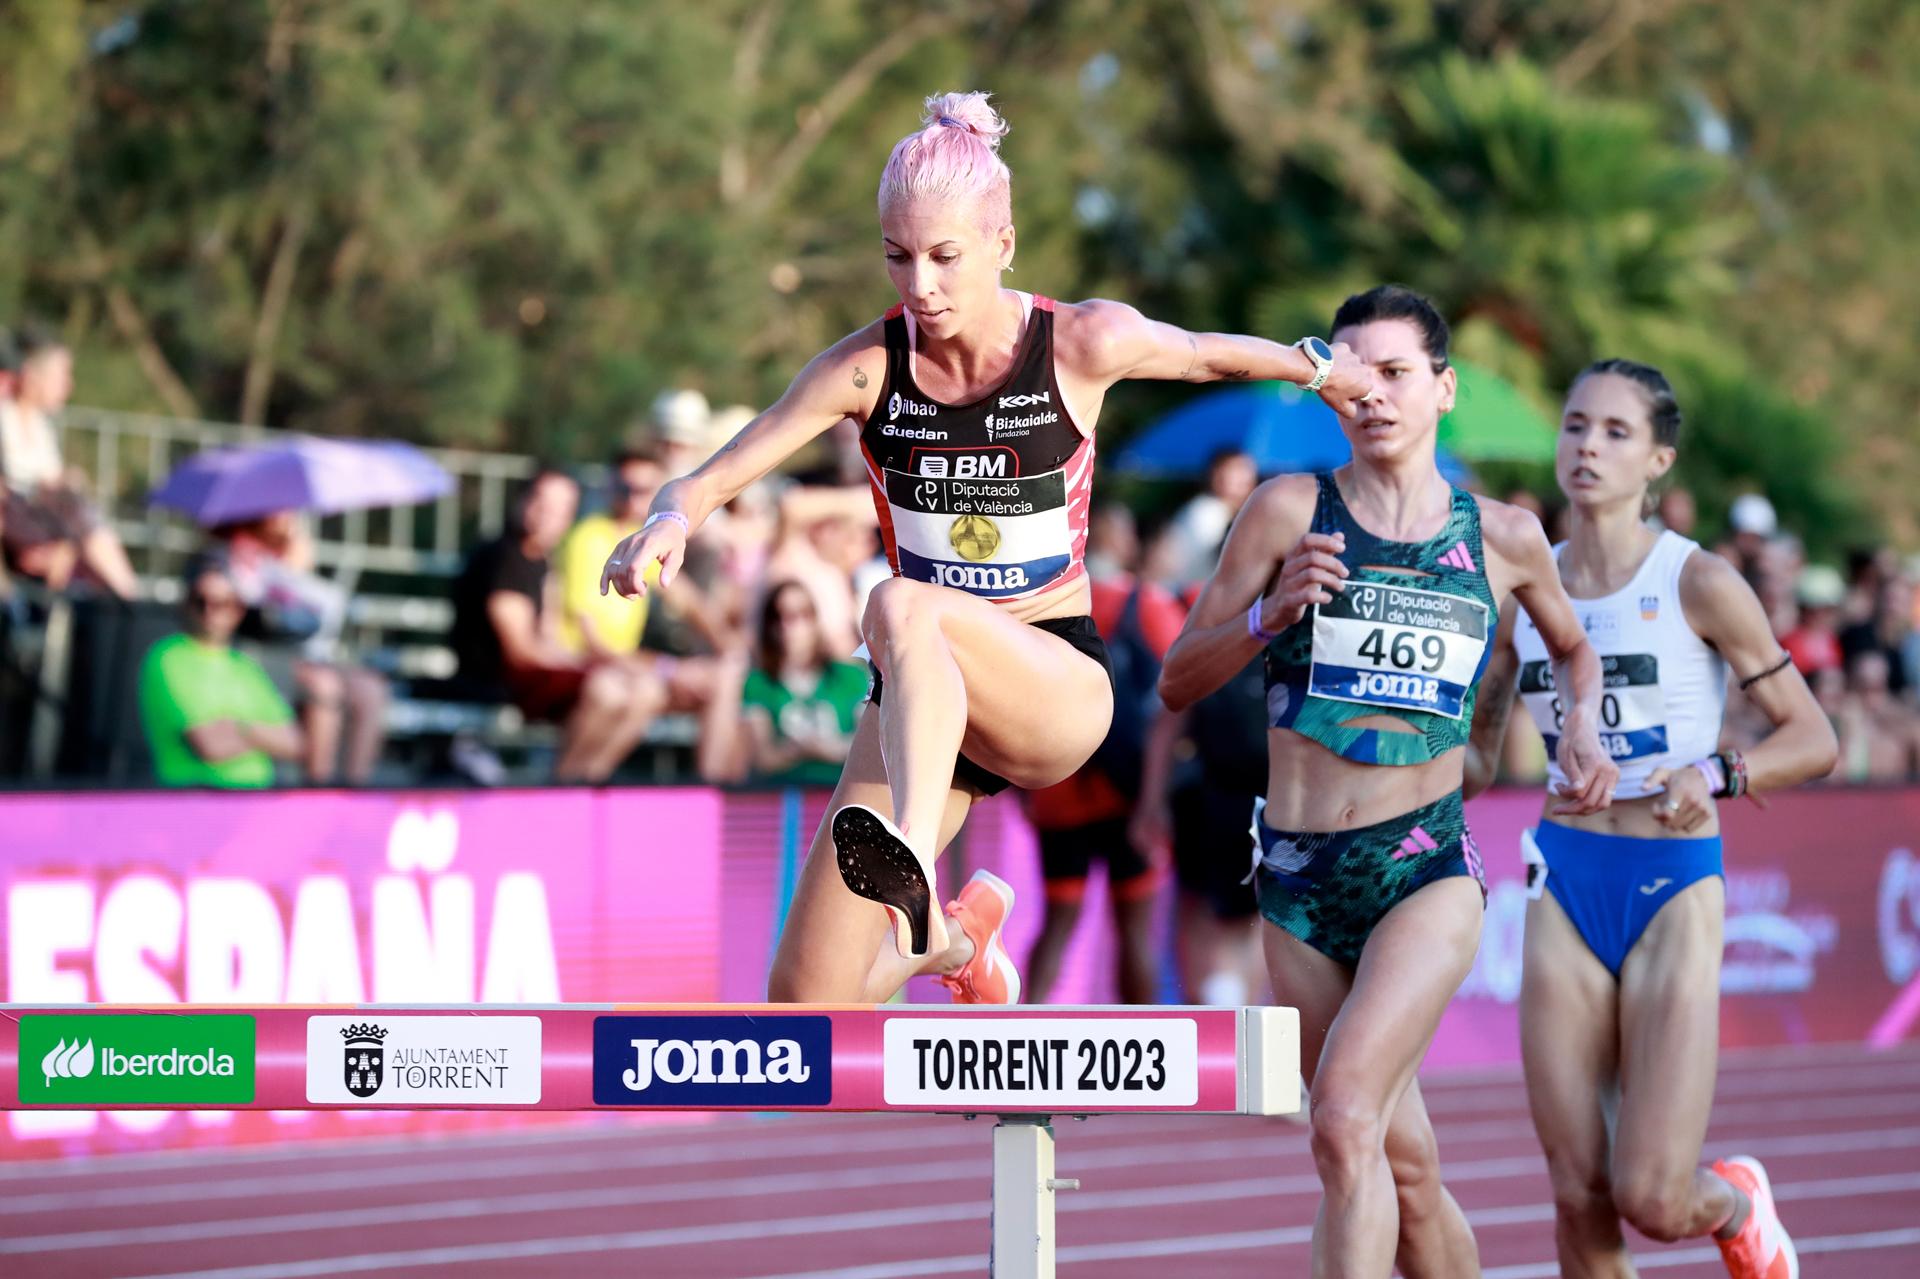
{"left": 1357, "top": 627, "right": 1446, "bottom": 674}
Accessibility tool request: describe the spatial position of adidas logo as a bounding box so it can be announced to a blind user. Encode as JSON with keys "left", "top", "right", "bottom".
{"left": 42, "top": 1038, "right": 96, "bottom": 1084}
{"left": 1394, "top": 827, "right": 1440, "bottom": 860}
{"left": 1439, "top": 541, "right": 1476, "bottom": 572}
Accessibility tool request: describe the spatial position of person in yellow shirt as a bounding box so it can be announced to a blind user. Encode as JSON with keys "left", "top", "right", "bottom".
{"left": 557, "top": 447, "right": 747, "bottom": 780}
{"left": 556, "top": 450, "right": 665, "bottom": 658}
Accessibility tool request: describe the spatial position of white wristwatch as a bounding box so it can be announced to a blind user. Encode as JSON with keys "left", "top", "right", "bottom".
{"left": 1296, "top": 336, "right": 1334, "bottom": 393}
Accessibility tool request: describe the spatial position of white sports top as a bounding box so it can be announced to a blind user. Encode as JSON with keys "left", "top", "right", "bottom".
{"left": 1514, "top": 530, "right": 1727, "bottom": 799}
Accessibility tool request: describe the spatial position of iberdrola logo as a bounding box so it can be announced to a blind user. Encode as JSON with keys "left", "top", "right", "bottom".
{"left": 16, "top": 1014, "right": 256, "bottom": 1106}
{"left": 42, "top": 1038, "right": 97, "bottom": 1085}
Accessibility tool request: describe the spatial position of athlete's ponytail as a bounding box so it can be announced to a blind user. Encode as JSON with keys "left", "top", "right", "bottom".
{"left": 877, "top": 91, "right": 1013, "bottom": 232}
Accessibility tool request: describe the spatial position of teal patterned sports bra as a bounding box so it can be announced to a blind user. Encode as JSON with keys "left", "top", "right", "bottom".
{"left": 1263, "top": 472, "right": 1499, "bottom": 766}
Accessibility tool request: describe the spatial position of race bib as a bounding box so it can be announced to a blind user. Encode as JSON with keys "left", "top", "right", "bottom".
{"left": 1308, "top": 582, "right": 1490, "bottom": 721}
{"left": 883, "top": 466, "right": 1072, "bottom": 599}
{"left": 1519, "top": 652, "right": 1667, "bottom": 761}
{"left": 1520, "top": 828, "right": 1548, "bottom": 901}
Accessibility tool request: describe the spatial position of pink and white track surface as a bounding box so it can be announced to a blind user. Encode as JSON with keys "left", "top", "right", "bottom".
{"left": 2, "top": 1040, "right": 1915, "bottom": 1278}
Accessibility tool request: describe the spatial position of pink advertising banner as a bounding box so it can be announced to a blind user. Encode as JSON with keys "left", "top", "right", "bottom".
{"left": 1, "top": 784, "right": 1913, "bottom": 1157}
{"left": 0, "top": 788, "right": 723, "bottom": 1157}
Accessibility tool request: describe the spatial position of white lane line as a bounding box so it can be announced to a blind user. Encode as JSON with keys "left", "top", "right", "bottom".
{"left": 738, "top": 1219, "right": 1920, "bottom": 1279}
{"left": 1425, "top": 1061, "right": 1920, "bottom": 1115}
{"left": 98, "top": 1144, "right": 1920, "bottom": 1273}
{"left": 0, "top": 1108, "right": 1209, "bottom": 1193}
{"left": 11, "top": 1040, "right": 1901, "bottom": 1184}
{"left": 16, "top": 1090, "right": 1920, "bottom": 1224}
{"left": 0, "top": 1112, "right": 1294, "bottom": 1216}
{"left": 1479, "top": 1226, "right": 1920, "bottom": 1278}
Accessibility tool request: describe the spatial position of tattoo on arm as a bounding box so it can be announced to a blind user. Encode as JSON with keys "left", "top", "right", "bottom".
{"left": 1181, "top": 334, "right": 1199, "bottom": 381}
{"left": 1219, "top": 367, "right": 1253, "bottom": 381}
{"left": 853, "top": 367, "right": 869, "bottom": 389}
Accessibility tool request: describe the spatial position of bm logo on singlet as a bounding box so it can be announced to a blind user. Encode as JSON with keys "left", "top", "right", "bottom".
{"left": 592, "top": 1015, "right": 832, "bottom": 1106}
{"left": 1348, "top": 671, "right": 1441, "bottom": 704}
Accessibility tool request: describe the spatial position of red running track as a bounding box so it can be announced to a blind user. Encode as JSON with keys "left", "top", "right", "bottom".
{"left": 2, "top": 1041, "right": 1916, "bottom": 1278}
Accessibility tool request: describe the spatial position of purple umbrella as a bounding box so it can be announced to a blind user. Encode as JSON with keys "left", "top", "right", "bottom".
{"left": 150, "top": 436, "right": 454, "bottom": 526}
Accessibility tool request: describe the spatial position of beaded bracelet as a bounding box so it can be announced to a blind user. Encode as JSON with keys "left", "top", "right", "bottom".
{"left": 1710, "top": 748, "right": 1749, "bottom": 800}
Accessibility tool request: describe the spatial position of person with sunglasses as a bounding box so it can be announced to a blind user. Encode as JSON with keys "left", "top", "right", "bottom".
{"left": 137, "top": 551, "right": 304, "bottom": 788}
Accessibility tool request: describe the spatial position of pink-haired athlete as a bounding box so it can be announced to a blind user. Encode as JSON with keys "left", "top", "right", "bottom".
{"left": 603, "top": 91, "right": 1371, "bottom": 1005}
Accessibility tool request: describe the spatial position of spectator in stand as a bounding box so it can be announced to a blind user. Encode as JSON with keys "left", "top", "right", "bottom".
{"left": 211, "top": 510, "right": 389, "bottom": 784}
{"left": 554, "top": 447, "right": 747, "bottom": 769}
{"left": 734, "top": 579, "right": 870, "bottom": 786}
{"left": 1023, "top": 507, "right": 1184, "bottom": 1005}
{"left": 651, "top": 388, "right": 716, "bottom": 481}
{"left": 1165, "top": 447, "right": 1257, "bottom": 586}
{"left": 0, "top": 328, "right": 137, "bottom": 597}
{"left": 556, "top": 448, "right": 668, "bottom": 659}
{"left": 1783, "top": 564, "right": 1847, "bottom": 678}
{"left": 138, "top": 552, "right": 303, "bottom": 788}
{"left": 453, "top": 468, "right": 665, "bottom": 783}
{"left": 1656, "top": 485, "right": 1698, "bottom": 538}
{"left": 762, "top": 486, "right": 878, "bottom": 659}
{"left": 1833, "top": 650, "right": 1920, "bottom": 781}
{"left": 1723, "top": 492, "right": 1778, "bottom": 590}
{"left": 1839, "top": 561, "right": 1914, "bottom": 699}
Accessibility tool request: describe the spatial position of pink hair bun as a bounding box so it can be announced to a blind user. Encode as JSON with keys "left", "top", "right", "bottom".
{"left": 878, "top": 91, "right": 1013, "bottom": 230}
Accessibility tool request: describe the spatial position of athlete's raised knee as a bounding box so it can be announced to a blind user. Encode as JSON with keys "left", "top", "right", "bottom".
{"left": 862, "top": 577, "right": 944, "bottom": 654}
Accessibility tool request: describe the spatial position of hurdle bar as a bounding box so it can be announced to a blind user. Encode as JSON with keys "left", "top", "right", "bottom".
{"left": 3, "top": 1003, "right": 1300, "bottom": 1278}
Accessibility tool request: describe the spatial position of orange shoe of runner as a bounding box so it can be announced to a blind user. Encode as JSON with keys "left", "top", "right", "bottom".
{"left": 1712, "top": 1156, "right": 1799, "bottom": 1279}
{"left": 938, "top": 870, "right": 1021, "bottom": 1005}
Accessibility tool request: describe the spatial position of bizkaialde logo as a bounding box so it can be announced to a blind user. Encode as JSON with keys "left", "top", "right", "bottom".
{"left": 593, "top": 1015, "right": 831, "bottom": 1106}
{"left": 306, "top": 1016, "right": 542, "bottom": 1104}
{"left": 18, "top": 1014, "right": 255, "bottom": 1105}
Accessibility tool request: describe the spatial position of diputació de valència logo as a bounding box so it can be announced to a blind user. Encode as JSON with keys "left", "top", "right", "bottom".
{"left": 16, "top": 1015, "right": 256, "bottom": 1105}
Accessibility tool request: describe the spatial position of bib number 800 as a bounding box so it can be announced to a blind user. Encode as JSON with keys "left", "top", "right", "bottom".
{"left": 1358, "top": 627, "right": 1446, "bottom": 674}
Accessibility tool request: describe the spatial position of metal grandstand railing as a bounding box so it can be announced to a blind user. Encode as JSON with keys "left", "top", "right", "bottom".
{"left": 58, "top": 405, "right": 544, "bottom": 589}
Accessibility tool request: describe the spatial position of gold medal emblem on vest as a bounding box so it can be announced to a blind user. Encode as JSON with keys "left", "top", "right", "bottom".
{"left": 948, "top": 514, "right": 1000, "bottom": 562}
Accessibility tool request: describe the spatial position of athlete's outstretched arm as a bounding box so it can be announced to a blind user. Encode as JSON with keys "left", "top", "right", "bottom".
{"left": 1645, "top": 551, "right": 1838, "bottom": 830}
{"left": 602, "top": 330, "right": 875, "bottom": 598}
{"left": 1463, "top": 609, "right": 1521, "bottom": 801}
{"left": 1158, "top": 474, "right": 1335, "bottom": 712}
{"left": 1063, "top": 300, "right": 1375, "bottom": 416}
{"left": 1491, "top": 504, "right": 1618, "bottom": 816}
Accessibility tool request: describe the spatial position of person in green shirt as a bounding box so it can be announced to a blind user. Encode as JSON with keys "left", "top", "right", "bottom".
{"left": 139, "top": 553, "right": 303, "bottom": 788}
{"left": 739, "top": 580, "right": 868, "bottom": 786}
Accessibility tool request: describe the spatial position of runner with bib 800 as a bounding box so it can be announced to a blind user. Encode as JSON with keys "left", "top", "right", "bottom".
{"left": 601, "top": 91, "right": 1371, "bottom": 1007}
{"left": 1466, "top": 360, "right": 1835, "bottom": 1279}
{"left": 1159, "top": 285, "right": 1618, "bottom": 1277}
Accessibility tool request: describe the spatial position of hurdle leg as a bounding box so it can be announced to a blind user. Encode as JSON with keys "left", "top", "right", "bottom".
{"left": 992, "top": 1114, "right": 1077, "bottom": 1278}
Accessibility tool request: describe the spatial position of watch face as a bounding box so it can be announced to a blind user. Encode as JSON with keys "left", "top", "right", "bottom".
{"left": 1303, "top": 336, "right": 1333, "bottom": 363}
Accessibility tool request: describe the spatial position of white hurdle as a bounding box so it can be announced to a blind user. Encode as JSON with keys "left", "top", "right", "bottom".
{"left": 3, "top": 1002, "right": 1301, "bottom": 1279}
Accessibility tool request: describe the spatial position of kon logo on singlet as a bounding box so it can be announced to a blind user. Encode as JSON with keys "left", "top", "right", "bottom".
{"left": 592, "top": 1014, "right": 832, "bottom": 1106}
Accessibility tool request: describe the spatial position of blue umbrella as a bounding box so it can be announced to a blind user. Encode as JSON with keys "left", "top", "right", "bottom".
{"left": 1114, "top": 383, "right": 1470, "bottom": 483}
{"left": 150, "top": 435, "right": 454, "bottom": 526}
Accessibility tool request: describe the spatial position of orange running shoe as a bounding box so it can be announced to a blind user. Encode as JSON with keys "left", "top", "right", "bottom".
{"left": 1713, "top": 1156, "right": 1799, "bottom": 1279}
{"left": 833, "top": 804, "right": 945, "bottom": 959}
{"left": 938, "top": 870, "right": 1020, "bottom": 1005}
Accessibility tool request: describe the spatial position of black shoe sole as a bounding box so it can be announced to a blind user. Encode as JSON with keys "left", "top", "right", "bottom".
{"left": 832, "top": 806, "right": 932, "bottom": 957}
